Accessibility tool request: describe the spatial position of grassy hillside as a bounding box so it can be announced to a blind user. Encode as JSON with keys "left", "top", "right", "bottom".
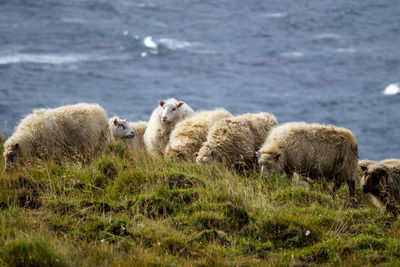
{"left": 0, "top": 136, "right": 399, "bottom": 266}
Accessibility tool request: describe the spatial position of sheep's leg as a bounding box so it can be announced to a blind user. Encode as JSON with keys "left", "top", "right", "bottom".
{"left": 347, "top": 179, "right": 355, "bottom": 197}
{"left": 331, "top": 180, "right": 343, "bottom": 198}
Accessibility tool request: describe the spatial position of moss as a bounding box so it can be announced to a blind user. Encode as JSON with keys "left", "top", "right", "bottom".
{"left": 131, "top": 188, "right": 199, "bottom": 219}
{"left": 260, "top": 216, "right": 322, "bottom": 249}
{"left": 0, "top": 239, "right": 67, "bottom": 267}
{"left": 297, "top": 239, "right": 345, "bottom": 264}
{"left": 194, "top": 229, "right": 230, "bottom": 245}
{"left": 167, "top": 174, "right": 204, "bottom": 189}
{"left": 223, "top": 203, "right": 250, "bottom": 230}
{"left": 353, "top": 234, "right": 388, "bottom": 250}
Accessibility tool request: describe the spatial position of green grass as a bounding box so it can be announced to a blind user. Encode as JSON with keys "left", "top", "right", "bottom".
{"left": 1, "top": 136, "right": 399, "bottom": 266}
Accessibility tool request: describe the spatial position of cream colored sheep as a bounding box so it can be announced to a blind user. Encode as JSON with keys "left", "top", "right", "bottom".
{"left": 361, "top": 159, "right": 400, "bottom": 215}
{"left": 126, "top": 121, "right": 148, "bottom": 152}
{"left": 143, "top": 98, "right": 194, "bottom": 155}
{"left": 3, "top": 103, "right": 111, "bottom": 171}
{"left": 108, "top": 116, "right": 135, "bottom": 140}
{"left": 257, "top": 122, "right": 358, "bottom": 196}
{"left": 166, "top": 108, "right": 232, "bottom": 161}
{"left": 196, "top": 112, "right": 278, "bottom": 168}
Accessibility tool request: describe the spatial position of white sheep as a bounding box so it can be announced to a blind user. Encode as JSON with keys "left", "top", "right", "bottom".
{"left": 143, "top": 98, "right": 194, "bottom": 155}
{"left": 3, "top": 103, "right": 112, "bottom": 171}
{"left": 166, "top": 108, "right": 232, "bottom": 161}
{"left": 257, "top": 122, "right": 359, "bottom": 196}
{"left": 196, "top": 112, "right": 278, "bottom": 168}
{"left": 108, "top": 116, "right": 135, "bottom": 140}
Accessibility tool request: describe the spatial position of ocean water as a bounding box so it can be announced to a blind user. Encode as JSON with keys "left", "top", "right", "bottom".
{"left": 0, "top": 0, "right": 399, "bottom": 160}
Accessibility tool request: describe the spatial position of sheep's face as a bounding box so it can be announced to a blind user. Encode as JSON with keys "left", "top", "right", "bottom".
{"left": 112, "top": 118, "right": 135, "bottom": 139}
{"left": 361, "top": 167, "right": 388, "bottom": 196}
{"left": 195, "top": 147, "right": 215, "bottom": 165}
{"left": 257, "top": 152, "right": 283, "bottom": 177}
{"left": 4, "top": 143, "right": 21, "bottom": 172}
{"left": 159, "top": 100, "right": 184, "bottom": 123}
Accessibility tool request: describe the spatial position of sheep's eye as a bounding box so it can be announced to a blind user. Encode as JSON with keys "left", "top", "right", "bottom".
{"left": 122, "top": 125, "right": 126, "bottom": 130}
{"left": 172, "top": 108, "right": 176, "bottom": 111}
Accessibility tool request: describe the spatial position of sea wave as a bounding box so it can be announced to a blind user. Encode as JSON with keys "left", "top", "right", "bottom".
{"left": 335, "top": 48, "right": 356, "bottom": 53}
{"left": 158, "top": 38, "right": 194, "bottom": 50}
{"left": 280, "top": 51, "right": 304, "bottom": 58}
{"left": 383, "top": 83, "right": 400, "bottom": 95}
{"left": 261, "top": 12, "right": 288, "bottom": 18}
{"left": 314, "top": 33, "right": 343, "bottom": 40}
{"left": 0, "top": 53, "right": 90, "bottom": 65}
{"left": 143, "top": 36, "right": 195, "bottom": 51}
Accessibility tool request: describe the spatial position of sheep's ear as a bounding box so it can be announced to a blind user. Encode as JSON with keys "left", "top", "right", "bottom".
{"left": 159, "top": 100, "right": 165, "bottom": 107}
{"left": 113, "top": 118, "right": 119, "bottom": 126}
{"left": 177, "top": 102, "right": 184, "bottom": 108}
{"left": 274, "top": 153, "right": 281, "bottom": 161}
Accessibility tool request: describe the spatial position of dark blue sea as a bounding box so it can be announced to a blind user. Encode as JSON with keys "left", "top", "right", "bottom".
{"left": 0, "top": 0, "right": 399, "bottom": 160}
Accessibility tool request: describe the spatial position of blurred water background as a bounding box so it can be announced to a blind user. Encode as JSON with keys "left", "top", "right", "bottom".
{"left": 0, "top": 0, "right": 399, "bottom": 160}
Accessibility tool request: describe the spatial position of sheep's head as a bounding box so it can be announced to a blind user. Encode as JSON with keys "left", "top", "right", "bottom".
{"left": 257, "top": 150, "right": 283, "bottom": 177}
{"left": 357, "top": 160, "right": 375, "bottom": 182}
{"left": 4, "top": 142, "right": 21, "bottom": 172}
{"left": 195, "top": 146, "right": 216, "bottom": 165}
{"left": 110, "top": 117, "right": 135, "bottom": 139}
{"left": 159, "top": 100, "right": 184, "bottom": 123}
{"left": 361, "top": 165, "right": 389, "bottom": 196}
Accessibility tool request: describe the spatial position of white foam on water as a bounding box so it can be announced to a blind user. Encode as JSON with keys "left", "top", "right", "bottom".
{"left": 281, "top": 51, "right": 304, "bottom": 58}
{"left": 158, "top": 38, "right": 194, "bottom": 50}
{"left": 383, "top": 83, "right": 400, "bottom": 95}
{"left": 262, "top": 12, "right": 288, "bottom": 18}
{"left": 0, "top": 53, "right": 90, "bottom": 65}
{"left": 143, "top": 36, "right": 158, "bottom": 49}
{"left": 335, "top": 48, "right": 356, "bottom": 53}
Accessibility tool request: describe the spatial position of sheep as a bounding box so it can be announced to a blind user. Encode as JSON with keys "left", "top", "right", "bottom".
{"left": 143, "top": 98, "right": 194, "bottom": 155}
{"left": 361, "top": 159, "right": 400, "bottom": 215}
{"left": 357, "top": 159, "right": 400, "bottom": 181}
{"left": 257, "top": 122, "right": 358, "bottom": 197}
{"left": 108, "top": 116, "right": 135, "bottom": 140}
{"left": 3, "top": 103, "right": 112, "bottom": 171}
{"left": 196, "top": 112, "right": 278, "bottom": 169}
{"left": 126, "top": 121, "right": 148, "bottom": 151}
{"left": 166, "top": 108, "right": 232, "bottom": 161}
